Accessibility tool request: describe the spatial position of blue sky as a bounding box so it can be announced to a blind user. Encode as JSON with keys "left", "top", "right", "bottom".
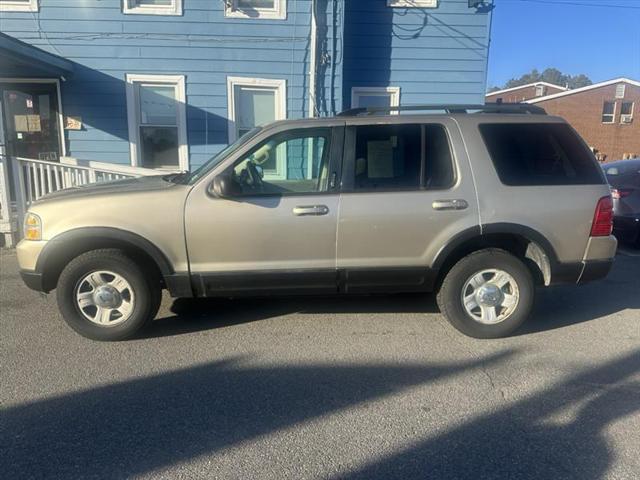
{"left": 487, "top": 0, "right": 640, "bottom": 89}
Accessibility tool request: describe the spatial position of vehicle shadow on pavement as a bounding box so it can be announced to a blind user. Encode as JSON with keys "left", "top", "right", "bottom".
{"left": 2, "top": 351, "right": 512, "bottom": 479}
{"left": 146, "top": 293, "right": 440, "bottom": 339}
{"left": 520, "top": 254, "right": 640, "bottom": 335}
{"left": 2, "top": 349, "right": 639, "bottom": 479}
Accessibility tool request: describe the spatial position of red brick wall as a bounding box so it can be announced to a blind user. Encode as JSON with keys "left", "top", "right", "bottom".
{"left": 486, "top": 84, "right": 566, "bottom": 103}
{"left": 535, "top": 82, "right": 640, "bottom": 162}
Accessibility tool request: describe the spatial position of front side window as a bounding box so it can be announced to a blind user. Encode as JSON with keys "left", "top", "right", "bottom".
{"left": 351, "top": 124, "right": 454, "bottom": 191}
{"left": 479, "top": 123, "right": 604, "bottom": 186}
{"left": 602, "top": 101, "right": 615, "bottom": 124}
{"left": 227, "top": 129, "right": 331, "bottom": 195}
{"left": 125, "top": 74, "right": 187, "bottom": 170}
{"left": 225, "top": 0, "right": 286, "bottom": 19}
{"left": 0, "top": 0, "right": 38, "bottom": 12}
{"left": 123, "top": 0, "right": 182, "bottom": 15}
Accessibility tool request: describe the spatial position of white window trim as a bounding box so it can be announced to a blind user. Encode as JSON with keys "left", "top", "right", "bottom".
{"left": 125, "top": 74, "right": 188, "bottom": 170}
{"left": 0, "top": 0, "right": 38, "bottom": 12}
{"left": 602, "top": 101, "right": 616, "bottom": 125}
{"left": 227, "top": 76, "right": 287, "bottom": 179}
{"left": 387, "top": 0, "right": 438, "bottom": 8}
{"left": 620, "top": 102, "right": 634, "bottom": 124}
{"left": 0, "top": 77, "right": 66, "bottom": 156}
{"left": 224, "top": 0, "right": 286, "bottom": 20}
{"left": 122, "top": 0, "right": 182, "bottom": 16}
{"left": 351, "top": 86, "right": 401, "bottom": 112}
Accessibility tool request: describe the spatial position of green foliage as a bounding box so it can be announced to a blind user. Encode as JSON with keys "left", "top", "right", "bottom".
{"left": 501, "top": 68, "right": 592, "bottom": 90}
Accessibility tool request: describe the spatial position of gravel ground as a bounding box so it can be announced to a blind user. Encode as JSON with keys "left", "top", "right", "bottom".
{"left": 1, "top": 248, "right": 639, "bottom": 480}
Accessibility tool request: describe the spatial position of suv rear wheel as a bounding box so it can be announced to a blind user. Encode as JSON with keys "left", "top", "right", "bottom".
{"left": 437, "top": 249, "right": 534, "bottom": 338}
{"left": 56, "top": 249, "right": 161, "bottom": 341}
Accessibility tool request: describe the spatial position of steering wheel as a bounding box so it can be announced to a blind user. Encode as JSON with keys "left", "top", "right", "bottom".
{"left": 246, "top": 162, "right": 264, "bottom": 189}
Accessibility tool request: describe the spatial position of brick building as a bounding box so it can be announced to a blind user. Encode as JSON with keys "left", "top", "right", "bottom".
{"left": 485, "top": 81, "right": 567, "bottom": 103}
{"left": 527, "top": 78, "right": 640, "bottom": 162}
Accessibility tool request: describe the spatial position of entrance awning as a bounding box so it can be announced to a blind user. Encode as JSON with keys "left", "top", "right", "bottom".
{"left": 0, "top": 33, "right": 73, "bottom": 78}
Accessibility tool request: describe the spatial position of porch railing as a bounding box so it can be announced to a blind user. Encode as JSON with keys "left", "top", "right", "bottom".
{"left": 0, "top": 155, "right": 172, "bottom": 245}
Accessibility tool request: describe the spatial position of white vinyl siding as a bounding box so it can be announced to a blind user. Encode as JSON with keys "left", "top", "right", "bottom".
{"left": 122, "top": 0, "right": 182, "bottom": 16}
{"left": 125, "top": 74, "right": 188, "bottom": 170}
{"left": 225, "top": 0, "right": 287, "bottom": 19}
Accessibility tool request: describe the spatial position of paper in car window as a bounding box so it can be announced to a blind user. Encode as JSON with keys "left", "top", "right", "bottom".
{"left": 367, "top": 140, "right": 394, "bottom": 178}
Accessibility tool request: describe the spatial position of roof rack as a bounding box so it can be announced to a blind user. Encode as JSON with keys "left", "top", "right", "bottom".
{"left": 337, "top": 103, "right": 547, "bottom": 117}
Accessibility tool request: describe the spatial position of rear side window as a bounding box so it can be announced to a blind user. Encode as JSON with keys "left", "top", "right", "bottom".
{"left": 480, "top": 123, "right": 604, "bottom": 186}
{"left": 352, "top": 124, "right": 454, "bottom": 191}
{"left": 605, "top": 163, "right": 640, "bottom": 188}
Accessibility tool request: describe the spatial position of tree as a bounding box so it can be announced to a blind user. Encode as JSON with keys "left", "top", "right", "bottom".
{"left": 499, "top": 68, "right": 592, "bottom": 90}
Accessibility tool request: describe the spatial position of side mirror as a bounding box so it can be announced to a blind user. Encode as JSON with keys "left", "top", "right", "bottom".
{"left": 210, "top": 174, "right": 242, "bottom": 198}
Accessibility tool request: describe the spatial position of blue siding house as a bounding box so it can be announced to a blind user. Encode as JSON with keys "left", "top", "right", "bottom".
{"left": 0, "top": 0, "right": 493, "bottom": 172}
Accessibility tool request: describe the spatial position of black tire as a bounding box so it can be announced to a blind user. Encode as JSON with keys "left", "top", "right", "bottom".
{"left": 436, "top": 248, "right": 534, "bottom": 339}
{"left": 56, "top": 249, "right": 162, "bottom": 341}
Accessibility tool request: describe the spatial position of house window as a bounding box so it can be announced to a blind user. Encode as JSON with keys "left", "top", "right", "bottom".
{"left": 615, "top": 84, "right": 626, "bottom": 99}
{"left": 601, "top": 101, "right": 616, "bottom": 124}
{"left": 0, "top": 0, "right": 38, "bottom": 12}
{"left": 351, "top": 87, "right": 401, "bottom": 112}
{"left": 125, "top": 74, "right": 188, "bottom": 170}
{"left": 122, "top": 0, "right": 182, "bottom": 16}
{"left": 535, "top": 84, "right": 546, "bottom": 97}
{"left": 387, "top": 0, "right": 438, "bottom": 7}
{"left": 227, "top": 76, "right": 286, "bottom": 178}
{"left": 620, "top": 102, "right": 634, "bottom": 124}
{"left": 225, "top": 0, "right": 287, "bottom": 19}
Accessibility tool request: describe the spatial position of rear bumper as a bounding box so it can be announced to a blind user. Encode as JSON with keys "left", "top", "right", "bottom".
{"left": 578, "top": 259, "right": 614, "bottom": 284}
{"left": 551, "top": 235, "right": 616, "bottom": 285}
{"left": 20, "top": 270, "right": 45, "bottom": 292}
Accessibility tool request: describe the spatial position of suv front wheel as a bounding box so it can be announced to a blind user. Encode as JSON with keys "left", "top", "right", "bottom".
{"left": 56, "top": 249, "right": 162, "bottom": 341}
{"left": 437, "top": 249, "right": 534, "bottom": 338}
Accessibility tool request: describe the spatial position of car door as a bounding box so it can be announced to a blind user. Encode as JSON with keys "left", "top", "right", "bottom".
{"left": 336, "top": 118, "right": 479, "bottom": 293}
{"left": 184, "top": 125, "right": 344, "bottom": 296}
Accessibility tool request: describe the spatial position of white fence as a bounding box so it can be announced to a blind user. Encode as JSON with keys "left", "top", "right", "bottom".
{"left": 0, "top": 155, "right": 169, "bottom": 246}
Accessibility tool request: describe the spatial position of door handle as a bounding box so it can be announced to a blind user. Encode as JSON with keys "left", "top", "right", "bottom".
{"left": 432, "top": 199, "right": 468, "bottom": 211}
{"left": 293, "top": 205, "right": 330, "bottom": 216}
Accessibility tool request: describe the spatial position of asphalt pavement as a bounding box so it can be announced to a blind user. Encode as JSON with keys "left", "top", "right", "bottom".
{"left": 1, "top": 248, "right": 639, "bottom": 479}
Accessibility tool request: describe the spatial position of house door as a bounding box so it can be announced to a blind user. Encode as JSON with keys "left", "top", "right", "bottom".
{"left": 0, "top": 82, "right": 62, "bottom": 161}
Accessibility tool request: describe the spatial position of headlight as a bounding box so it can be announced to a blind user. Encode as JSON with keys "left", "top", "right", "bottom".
{"left": 23, "top": 213, "right": 42, "bottom": 241}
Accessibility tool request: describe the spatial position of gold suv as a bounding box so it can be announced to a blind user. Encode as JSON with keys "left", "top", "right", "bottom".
{"left": 17, "top": 104, "right": 617, "bottom": 341}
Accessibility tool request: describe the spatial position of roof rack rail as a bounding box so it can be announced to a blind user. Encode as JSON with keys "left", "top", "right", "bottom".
{"left": 337, "top": 103, "right": 547, "bottom": 117}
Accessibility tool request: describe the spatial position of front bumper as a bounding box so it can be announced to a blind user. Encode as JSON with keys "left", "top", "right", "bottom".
{"left": 20, "top": 270, "right": 45, "bottom": 292}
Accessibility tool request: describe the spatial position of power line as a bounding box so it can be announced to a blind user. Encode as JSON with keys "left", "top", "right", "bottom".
{"left": 502, "top": 0, "right": 640, "bottom": 9}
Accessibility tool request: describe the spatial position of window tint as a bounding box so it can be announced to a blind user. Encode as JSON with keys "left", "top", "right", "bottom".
{"left": 230, "top": 129, "right": 331, "bottom": 195}
{"left": 352, "top": 124, "right": 454, "bottom": 191}
{"left": 479, "top": 123, "right": 604, "bottom": 186}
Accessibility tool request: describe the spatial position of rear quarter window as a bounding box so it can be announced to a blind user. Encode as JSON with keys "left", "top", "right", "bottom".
{"left": 479, "top": 123, "right": 605, "bottom": 186}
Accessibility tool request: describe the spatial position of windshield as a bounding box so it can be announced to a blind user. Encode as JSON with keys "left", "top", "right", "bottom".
{"left": 179, "top": 127, "right": 262, "bottom": 185}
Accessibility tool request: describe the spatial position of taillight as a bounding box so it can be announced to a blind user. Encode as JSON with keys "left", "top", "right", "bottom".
{"left": 590, "top": 195, "right": 613, "bottom": 237}
{"left": 611, "top": 188, "right": 632, "bottom": 199}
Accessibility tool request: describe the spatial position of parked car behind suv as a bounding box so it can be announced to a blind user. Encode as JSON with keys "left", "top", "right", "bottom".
{"left": 17, "top": 104, "right": 617, "bottom": 341}
{"left": 602, "top": 159, "right": 640, "bottom": 247}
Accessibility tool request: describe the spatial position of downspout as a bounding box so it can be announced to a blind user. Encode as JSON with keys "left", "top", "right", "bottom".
{"left": 308, "top": 0, "right": 317, "bottom": 118}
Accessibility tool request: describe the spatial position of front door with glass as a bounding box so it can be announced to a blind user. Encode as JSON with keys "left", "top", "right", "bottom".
{"left": 0, "top": 82, "right": 62, "bottom": 161}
